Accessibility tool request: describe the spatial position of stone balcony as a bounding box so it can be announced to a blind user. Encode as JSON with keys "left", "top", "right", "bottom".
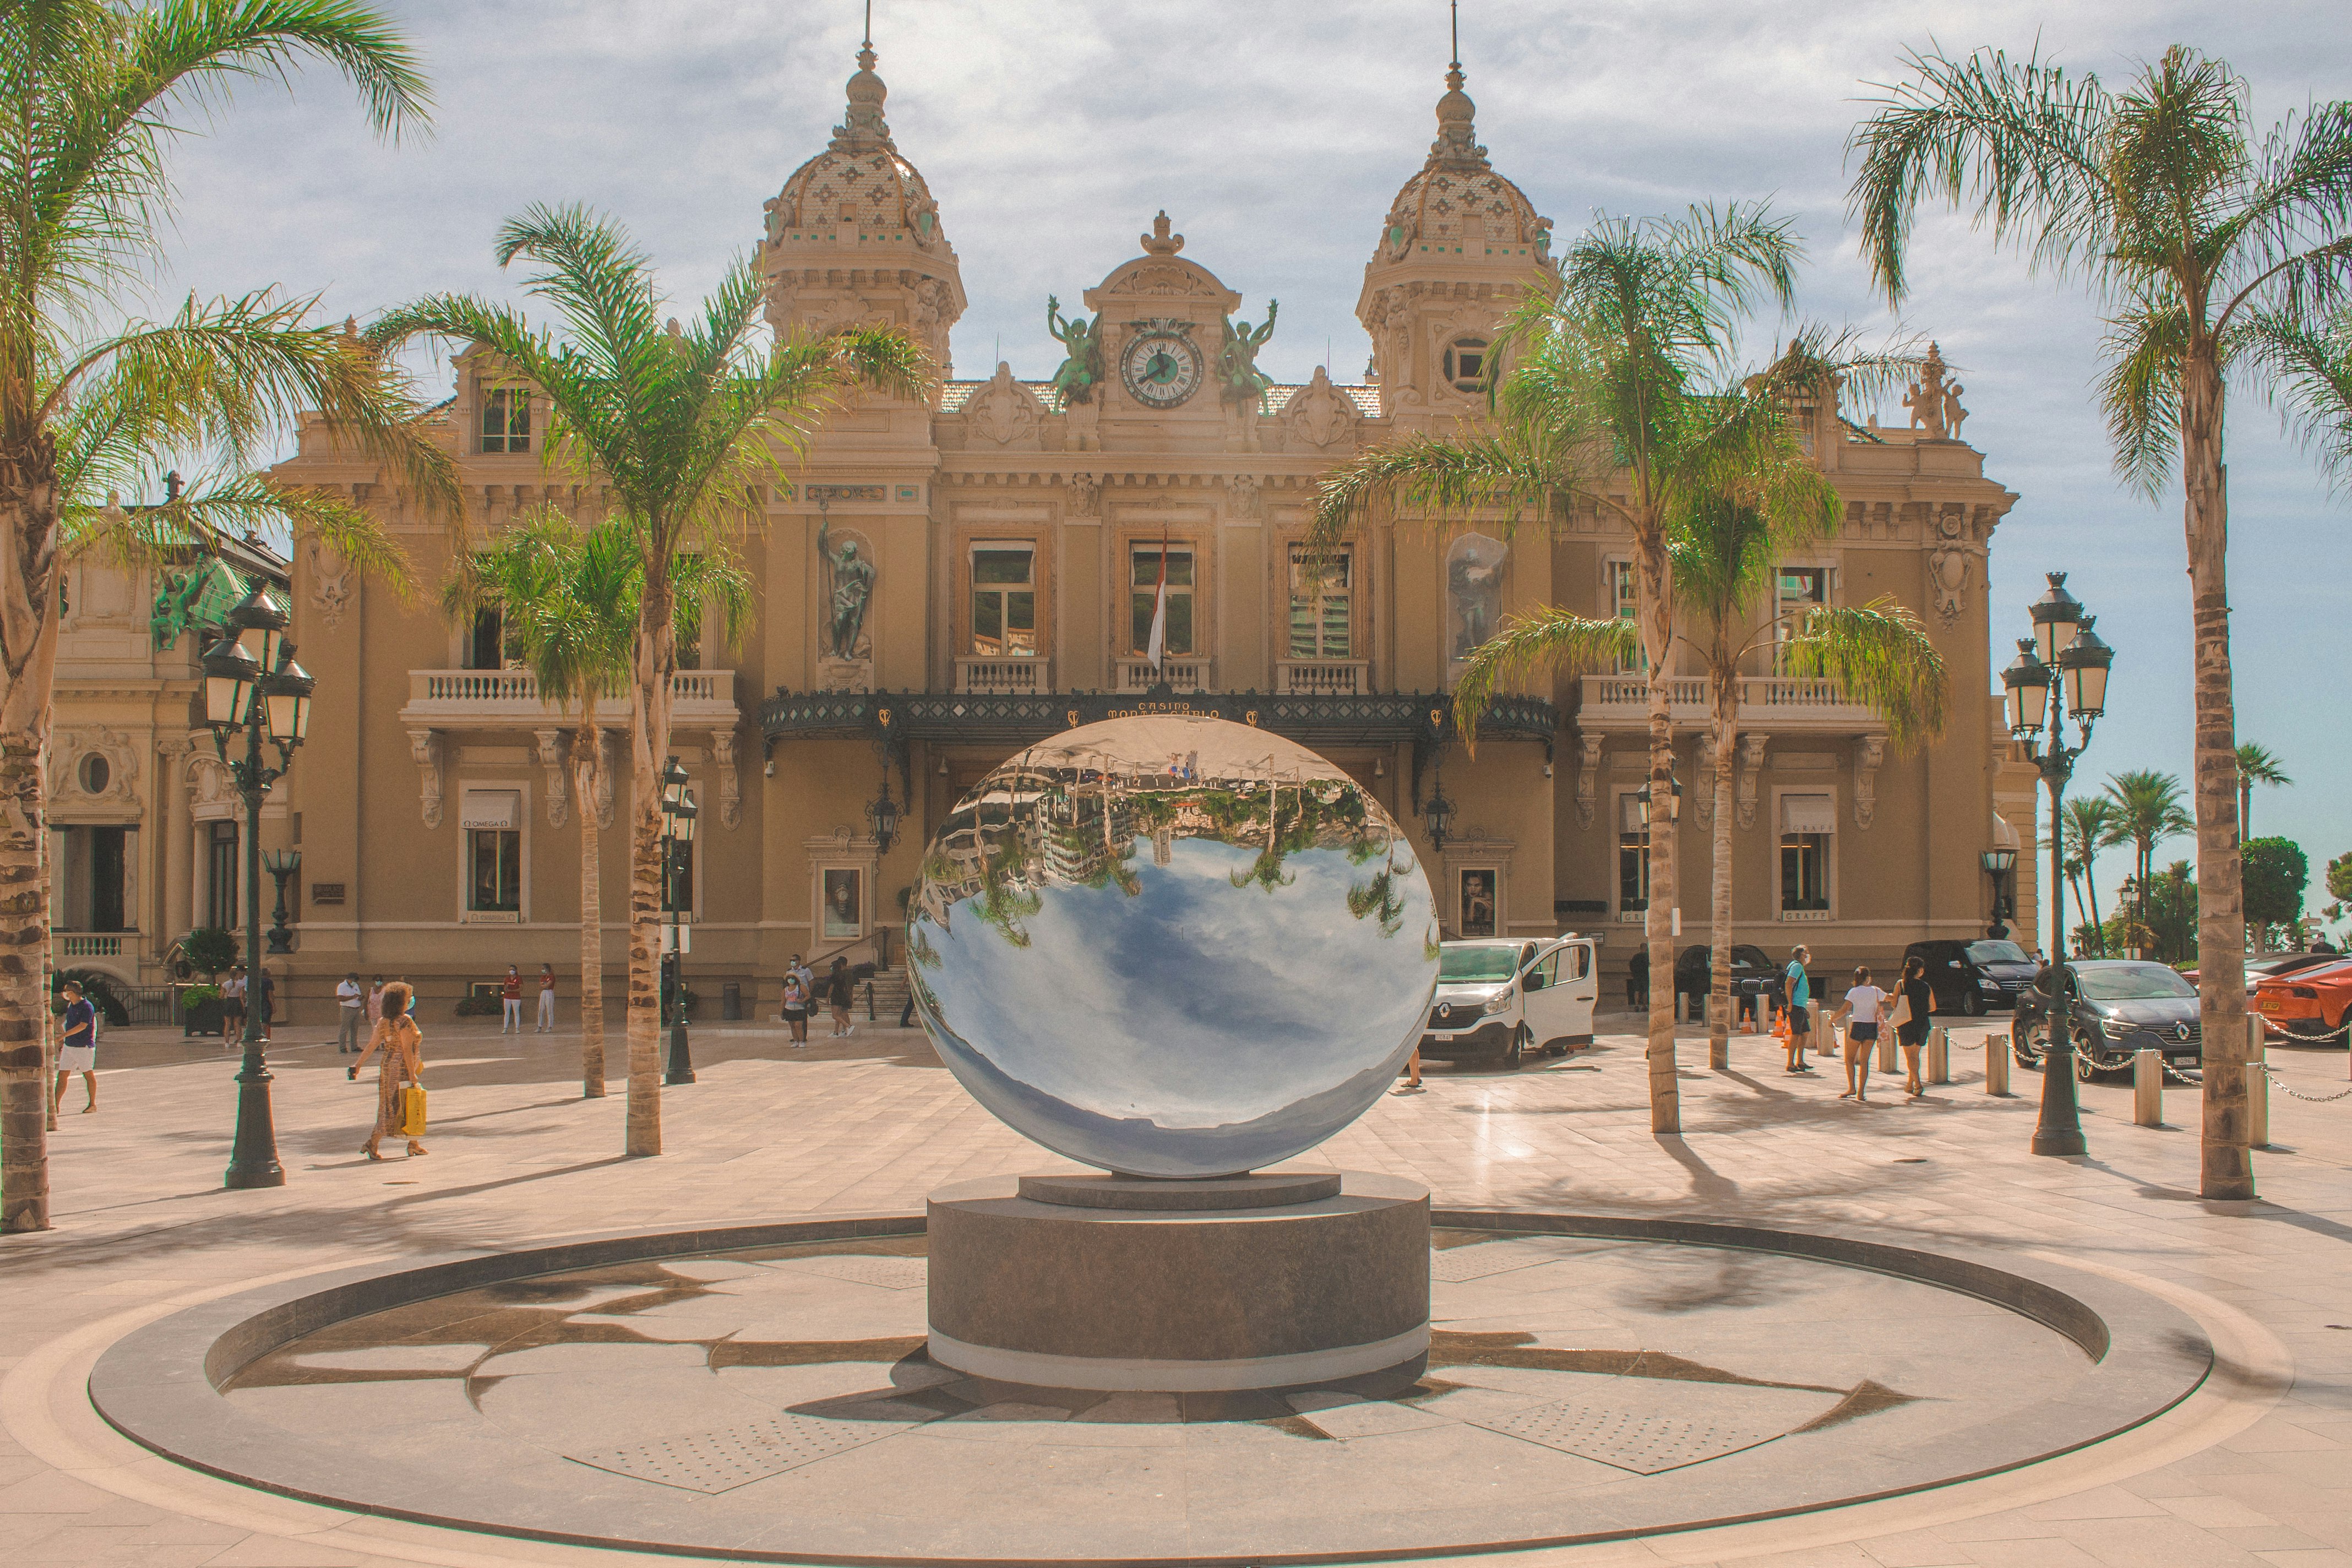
{"left": 399, "top": 669, "right": 738, "bottom": 729}
{"left": 1575, "top": 674, "right": 1883, "bottom": 735}
{"left": 954, "top": 657, "right": 1050, "bottom": 695}
{"left": 1114, "top": 658, "right": 1211, "bottom": 694}
{"left": 1275, "top": 659, "right": 1369, "bottom": 696}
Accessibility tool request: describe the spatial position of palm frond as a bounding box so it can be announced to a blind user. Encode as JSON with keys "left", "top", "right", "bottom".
{"left": 1452, "top": 607, "right": 1637, "bottom": 749}
{"left": 2097, "top": 288, "right": 2193, "bottom": 497}
{"left": 2241, "top": 304, "right": 2352, "bottom": 485}
{"left": 1780, "top": 598, "right": 1948, "bottom": 750}
{"left": 1306, "top": 431, "right": 1560, "bottom": 558}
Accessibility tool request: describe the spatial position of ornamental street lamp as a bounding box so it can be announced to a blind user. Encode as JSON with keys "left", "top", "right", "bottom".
{"left": 867, "top": 777, "right": 901, "bottom": 854}
{"left": 1636, "top": 776, "right": 1683, "bottom": 826}
{"left": 203, "top": 589, "right": 309, "bottom": 1191}
{"left": 1981, "top": 846, "right": 2018, "bottom": 937}
{"left": 2002, "top": 571, "right": 2117, "bottom": 1158}
{"left": 262, "top": 848, "right": 303, "bottom": 954}
{"left": 661, "top": 782, "right": 698, "bottom": 1086}
{"left": 1423, "top": 761, "right": 1455, "bottom": 851}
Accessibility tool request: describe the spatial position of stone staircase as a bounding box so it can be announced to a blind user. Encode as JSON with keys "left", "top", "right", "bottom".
{"left": 861, "top": 965, "right": 911, "bottom": 1025}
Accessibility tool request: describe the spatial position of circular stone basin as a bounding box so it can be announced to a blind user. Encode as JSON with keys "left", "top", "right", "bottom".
{"left": 92, "top": 1212, "right": 2211, "bottom": 1566}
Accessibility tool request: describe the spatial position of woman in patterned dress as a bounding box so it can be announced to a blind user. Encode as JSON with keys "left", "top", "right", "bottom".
{"left": 348, "top": 981, "right": 426, "bottom": 1159}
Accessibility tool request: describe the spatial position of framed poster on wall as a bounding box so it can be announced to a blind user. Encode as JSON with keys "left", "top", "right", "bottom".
{"left": 822, "top": 867, "right": 863, "bottom": 939}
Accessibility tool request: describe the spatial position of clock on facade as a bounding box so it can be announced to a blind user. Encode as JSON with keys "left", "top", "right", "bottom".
{"left": 1120, "top": 329, "right": 1204, "bottom": 408}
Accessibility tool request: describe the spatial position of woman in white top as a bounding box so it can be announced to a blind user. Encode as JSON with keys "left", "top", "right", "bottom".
{"left": 1830, "top": 966, "right": 1889, "bottom": 1103}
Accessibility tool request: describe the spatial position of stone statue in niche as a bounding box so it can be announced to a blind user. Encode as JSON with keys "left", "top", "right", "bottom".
{"left": 817, "top": 519, "right": 875, "bottom": 660}
{"left": 1904, "top": 342, "right": 1953, "bottom": 439}
{"left": 1219, "top": 300, "right": 1278, "bottom": 407}
{"left": 1446, "top": 533, "right": 1509, "bottom": 665}
{"left": 1045, "top": 295, "right": 1103, "bottom": 405}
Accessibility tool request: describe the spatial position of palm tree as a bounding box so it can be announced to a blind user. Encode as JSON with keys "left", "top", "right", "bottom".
{"left": 372, "top": 206, "right": 928, "bottom": 1157}
{"left": 2101, "top": 770, "right": 2195, "bottom": 954}
{"left": 2060, "top": 796, "right": 2119, "bottom": 955}
{"left": 2235, "top": 742, "right": 2291, "bottom": 840}
{"left": 446, "top": 513, "right": 749, "bottom": 1099}
{"left": 1850, "top": 45, "right": 2352, "bottom": 1199}
{"left": 1312, "top": 203, "right": 1821, "bottom": 1134}
{"left": 0, "top": 0, "right": 451, "bottom": 1235}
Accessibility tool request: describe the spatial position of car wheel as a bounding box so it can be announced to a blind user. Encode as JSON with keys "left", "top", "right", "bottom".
{"left": 1963, "top": 990, "right": 1988, "bottom": 1017}
{"left": 1504, "top": 1027, "right": 1527, "bottom": 1069}
{"left": 2016, "top": 1019, "right": 2048, "bottom": 1069}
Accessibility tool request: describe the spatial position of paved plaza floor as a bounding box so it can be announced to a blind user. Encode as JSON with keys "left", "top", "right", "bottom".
{"left": 6, "top": 1010, "right": 2352, "bottom": 1566}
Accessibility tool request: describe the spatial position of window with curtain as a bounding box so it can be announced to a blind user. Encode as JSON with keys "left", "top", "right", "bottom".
{"left": 1779, "top": 793, "right": 1833, "bottom": 912}
{"left": 1130, "top": 546, "right": 1195, "bottom": 656}
{"left": 1609, "top": 559, "right": 1646, "bottom": 674}
{"left": 971, "top": 547, "right": 1036, "bottom": 657}
{"left": 1776, "top": 566, "right": 1832, "bottom": 672}
{"left": 481, "top": 388, "right": 531, "bottom": 454}
{"left": 1287, "top": 546, "right": 1351, "bottom": 658}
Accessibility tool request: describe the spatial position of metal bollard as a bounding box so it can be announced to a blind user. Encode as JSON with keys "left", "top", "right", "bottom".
{"left": 2248, "top": 1015, "right": 2269, "bottom": 1149}
{"left": 1986, "top": 1035, "right": 2011, "bottom": 1096}
{"left": 1876, "top": 1032, "right": 1898, "bottom": 1074}
{"left": 2133, "top": 1047, "right": 2162, "bottom": 1126}
{"left": 1927, "top": 1026, "right": 1951, "bottom": 1085}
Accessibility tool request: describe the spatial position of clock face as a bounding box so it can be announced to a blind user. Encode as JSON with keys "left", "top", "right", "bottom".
{"left": 1121, "top": 333, "right": 1204, "bottom": 409}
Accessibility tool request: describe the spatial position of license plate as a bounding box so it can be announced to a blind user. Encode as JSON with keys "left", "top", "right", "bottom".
{"left": 2257, "top": 997, "right": 2279, "bottom": 1011}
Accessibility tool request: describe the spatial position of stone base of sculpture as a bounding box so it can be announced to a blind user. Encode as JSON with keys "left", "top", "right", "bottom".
{"left": 816, "top": 656, "right": 873, "bottom": 692}
{"left": 925, "top": 1170, "right": 1429, "bottom": 1394}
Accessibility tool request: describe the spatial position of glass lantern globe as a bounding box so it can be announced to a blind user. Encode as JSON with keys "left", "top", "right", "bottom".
{"left": 907, "top": 716, "right": 1440, "bottom": 1179}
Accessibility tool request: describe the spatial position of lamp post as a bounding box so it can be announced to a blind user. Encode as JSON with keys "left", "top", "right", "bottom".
{"left": 2001, "top": 571, "right": 2116, "bottom": 1158}
{"left": 1981, "top": 846, "right": 2018, "bottom": 937}
{"left": 262, "top": 848, "right": 302, "bottom": 954}
{"left": 1423, "top": 760, "right": 1455, "bottom": 851}
{"left": 202, "top": 587, "right": 313, "bottom": 1190}
{"left": 660, "top": 759, "right": 696, "bottom": 1086}
{"left": 2118, "top": 874, "right": 2141, "bottom": 959}
{"left": 867, "top": 777, "right": 900, "bottom": 854}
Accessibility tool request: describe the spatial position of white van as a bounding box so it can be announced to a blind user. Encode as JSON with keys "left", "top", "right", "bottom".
{"left": 1418, "top": 936, "right": 1600, "bottom": 1068}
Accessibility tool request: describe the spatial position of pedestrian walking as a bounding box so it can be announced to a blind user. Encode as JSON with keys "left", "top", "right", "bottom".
{"left": 1782, "top": 946, "right": 1814, "bottom": 1072}
{"left": 367, "top": 975, "right": 387, "bottom": 1024}
{"left": 52, "top": 981, "right": 97, "bottom": 1115}
{"left": 537, "top": 964, "right": 557, "bottom": 1033}
{"left": 1830, "top": 967, "right": 1888, "bottom": 1103}
{"left": 781, "top": 968, "right": 810, "bottom": 1047}
{"left": 254, "top": 966, "right": 275, "bottom": 1041}
{"left": 220, "top": 966, "right": 247, "bottom": 1046}
{"left": 788, "top": 952, "right": 813, "bottom": 1001}
{"left": 349, "top": 981, "right": 426, "bottom": 1160}
{"left": 336, "top": 972, "right": 366, "bottom": 1053}
{"left": 825, "top": 958, "right": 855, "bottom": 1038}
{"left": 1894, "top": 956, "right": 1934, "bottom": 1097}
{"left": 500, "top": 965, "right": 523, "bottom": 1034}
{"left": 1627, "top": 945, "right": 1649, "bottom": 1008}
{"left": 1393, "top": 1042, "right": 1423, "bottom": 1093}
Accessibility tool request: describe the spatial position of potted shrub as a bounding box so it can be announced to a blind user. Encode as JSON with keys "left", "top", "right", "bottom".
{"left": 178, "top": 926, "right": 237, "bottom": 1036}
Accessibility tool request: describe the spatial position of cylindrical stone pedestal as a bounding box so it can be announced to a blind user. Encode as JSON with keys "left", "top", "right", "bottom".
{"left": 927, "top": 1170, "right": 1429, "bottom": 1394}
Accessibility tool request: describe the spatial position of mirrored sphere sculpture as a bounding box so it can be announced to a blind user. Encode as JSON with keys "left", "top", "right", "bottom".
{"left": 908, "top": 716, "right": 1439, "bottom": 1178}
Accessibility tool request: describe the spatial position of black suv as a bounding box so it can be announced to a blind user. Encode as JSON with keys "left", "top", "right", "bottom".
{"left": 1903, "top": 938, "right": 2040, "bottom": 1015}
{"left": 1672, "top": 944, "right": 1788, "bottom": 1014}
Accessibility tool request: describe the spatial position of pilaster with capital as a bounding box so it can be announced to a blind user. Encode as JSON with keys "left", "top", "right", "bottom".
{"left": 1853, "top": 734, "right": 1887, "bottom": 830}
{"left": 535, "top": 729, "right": 570, "bottom": 827}
{"left": 407, "top": 729, "right": 445, "bottom": 828}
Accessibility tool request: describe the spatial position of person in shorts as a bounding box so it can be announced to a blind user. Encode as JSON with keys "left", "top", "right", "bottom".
{"left": 336, "top": 972, "right": 366, "bottom": 1052}
{"left": 1782, "top": 946, "right": 1814, "bottom": 1072}
{"left": 53, "top": 981, "right": 98, "bottom": 1115}
{"left": 780, "top": 965, "right": 810, "bottom": 1047}
{"left": 220, "top": 966, "right": 247, "bottom": 1047}
{"left": 1831, "top": 966, "right": 1889, "bottom": 1103}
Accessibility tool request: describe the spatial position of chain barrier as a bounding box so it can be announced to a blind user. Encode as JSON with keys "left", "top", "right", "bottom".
{"left": 2264, "top": 1019, "right": 2352, "bottom": 1046}
{"left": 2161, "top": 1060, "right": 2204, "bottom": 1086}
{"left": 2253, "top": 1061, "right": 2352, "bottom": 1103}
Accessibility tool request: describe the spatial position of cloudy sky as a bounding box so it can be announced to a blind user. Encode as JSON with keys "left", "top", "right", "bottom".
{"left": 147, "top": 0, "right": 2350, "bottom": 918}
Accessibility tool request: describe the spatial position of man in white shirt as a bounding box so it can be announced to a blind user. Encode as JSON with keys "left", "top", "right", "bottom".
{"left": 336, "top": 972, "right": 366, "bottom": 1053}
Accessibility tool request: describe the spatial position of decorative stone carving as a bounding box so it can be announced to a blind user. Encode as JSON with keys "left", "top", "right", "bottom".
{"left": 1695, "top": 734, "right": 1718, "bottom": 827}
{"left": 593, "top": 731, "right": 616, "bottom": 830}
{"left": 1853, "top": 734, "right": 1887, "bottom": 830}
{"left": 1929, "top": 506, "right": 1972, "bottom": 627}
{"left": 49, "top": 729, "right": 141, "bottom": 807}
{"left": 1067, "top": 472, "right": 1101, "bottom": 519}
{"left": 1575, "top": 733, "right": 1605, "bottom": 829}
{"left": 712, "top": 728, "right": 742, "bottom": 829}
{"left": 1280, "top": 367, "right": 1359, "bottom": 452}
{"left": 1736, "top": 733, "right": 1770, "bottom": 830}
{"left": 817, "top": 519, "right": 875, "bottom": 660}
{"left": 1904, "top": 342, "right": 1953, "bottom": 439}
{"left": 186, "top": 750, "right": 233, "bottom": 813}
{"left": 1227, "top": 473, "right": 1262, "bottom": 522}
{"left": 304, "top": 535, "right": 352, "bottom": 628}
{"left": 407, "top": 728, "right": 445, "bottom": 828}
{"left": 963, "top": 362, "right": 1044, "bottom": 447}
{"left": 534, "top": 729, "right": 570, "bottom": 827}
{"left": 1446, "top": 533, "right": 1507, "bottom": 666}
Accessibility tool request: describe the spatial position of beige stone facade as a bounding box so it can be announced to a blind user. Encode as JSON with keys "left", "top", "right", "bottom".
{"left": 51, "top": 47, "right": 2045, "bottom": 1020}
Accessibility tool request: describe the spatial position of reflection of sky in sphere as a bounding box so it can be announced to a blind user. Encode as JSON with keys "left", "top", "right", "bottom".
{"left": 929, "top": 837, "right": 1429, "bottom": 1132}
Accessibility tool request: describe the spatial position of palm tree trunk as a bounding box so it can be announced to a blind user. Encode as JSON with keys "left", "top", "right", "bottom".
{"left": 575, "top": 724, "right": 604, "bottom": 1099}
{"left": 2084, "top": 864, "right": 2104, "bottom": 955}
{"left": 2239, "top": 780, "right": 2251, "bottom": 843}
{"left": 0, "top": 473, "right": 61, "bottom": 1233}
{"left": 1707, "top": 688, "right": 1736, "bottom": 1072}
{"left": 2183, "top": 348, "right": 2251, "bottom": 1201}
{"left": 1636, "top": 526, "right": 1679, "bottom": 1133}
{"left": 624, "top": 590, "right": 678, "bottom": 1158}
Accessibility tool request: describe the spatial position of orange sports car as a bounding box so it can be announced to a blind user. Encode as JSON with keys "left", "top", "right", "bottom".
{"left": 2252, "top": 959, "right": 2352, "bottom": 1044}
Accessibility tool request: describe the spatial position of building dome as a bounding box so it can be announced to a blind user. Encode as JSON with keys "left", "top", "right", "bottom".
{"left": 763, "top": 43, "right": 946, "bottom": 252}
{"left": 1374, "top": 64, "right": 1551, "bottom": 265}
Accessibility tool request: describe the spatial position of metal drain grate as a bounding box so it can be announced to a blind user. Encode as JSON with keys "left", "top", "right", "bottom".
{"left": 569, "top": 1414, "right": 901, "bottom": 1493}
{"left": 795, "top": 1255, "right": 928, "bottom": 1291}
{"left": 1472, "top": 1400, "right": 1781, "bottom": 1474}
{"left": 1430, "top": 1245, "right": 1552, "bottom": 1283}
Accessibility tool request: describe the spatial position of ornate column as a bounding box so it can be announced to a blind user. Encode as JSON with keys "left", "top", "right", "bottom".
{"left": 159, "top": 738, "right": 192, "bottom": 948}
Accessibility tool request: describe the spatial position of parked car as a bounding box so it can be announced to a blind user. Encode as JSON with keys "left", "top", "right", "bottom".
{"left": 1903, "top": 938, "right": 2041, "bottom": 1015}
{"left": 2252, "top": 958, "right": 2352, "bottom": 1044}
{"left": 2011, "top": 959, "right": 2204, "bottom": 1080}
{"left": 1671, "top": 944, "right": 1787, "bottom": 1016}
{"left": 1420, "top": 937, "right": 1600, "bottom": 1068}
{"left": 2184, "top": 951, "right": 2344, "bottom": 995}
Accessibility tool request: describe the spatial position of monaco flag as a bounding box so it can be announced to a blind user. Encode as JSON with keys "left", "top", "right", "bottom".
{"left": 1145, "top": 522, "right": 1169, "bottom": 668}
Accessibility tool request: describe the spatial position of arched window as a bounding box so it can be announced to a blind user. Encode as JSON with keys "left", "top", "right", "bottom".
{"left": 1446, "top": 533, "right": 1508, "bottom": 666}
{"left": 1442, "top": 337, "right": 1489, "bottom": 393}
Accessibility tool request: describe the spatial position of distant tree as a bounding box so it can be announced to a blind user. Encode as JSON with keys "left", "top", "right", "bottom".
{"left": 2141, "top": 861, "right": 2199, "bottom": 966}
{"left": 2234, "top": 743, "right": 2292, "bottom": 841}
{"left": 2241, "top": 838, "right": 2310, "bottom": 952}
{"left": 2327, "top": 850, "right": 2352, "bottom": 906}
{"left": 2060, "top": 797, "right": 2118, "bottom": 955}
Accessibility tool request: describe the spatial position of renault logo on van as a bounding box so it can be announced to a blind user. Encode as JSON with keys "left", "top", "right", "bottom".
{"left": 2175, "top": 1023, "right": 2191, "bottom": 1042}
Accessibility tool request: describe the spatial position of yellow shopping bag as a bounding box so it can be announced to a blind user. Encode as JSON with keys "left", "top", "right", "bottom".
{"left": 399, "top": 1082, "right": 427, "bottom": 1137}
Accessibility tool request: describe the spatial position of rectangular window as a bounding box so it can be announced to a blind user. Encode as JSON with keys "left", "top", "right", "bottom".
{"left": 469, "top": 830, "right": 522, "bottom": 912}
{"left": 1779, "top": 793, "right": 1834, "bottom": 912}
{"left": 481, "top": 388, "right": 531, "bottom": 454}
{"left": 1288, "top": 547, "right": 1351, "bottom": 659}
{"left": 971, "top": 547, "right": 1036, "bottom": 657}
{"left": 1131, "top": 546, "right": 1195, "bottom": 656}
{"left": 1776, "top": 566, "right": 1831, "bottom": 671}
{"left": 206, "top": 821, "right": 239, "bottom": 930}
{"left": 1616, "top": 793, "right": 1649, "bottom": 911}
{"left": 1609, "top": 560, "right": 1646, "bottom": 674}
{"left": 467, "top": 608, "right": 504, "bottom": 671}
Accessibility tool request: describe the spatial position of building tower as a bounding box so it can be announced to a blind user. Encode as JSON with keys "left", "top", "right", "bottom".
{"left": 1357, "top": 51, "right": 1555, "bottom": 427}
